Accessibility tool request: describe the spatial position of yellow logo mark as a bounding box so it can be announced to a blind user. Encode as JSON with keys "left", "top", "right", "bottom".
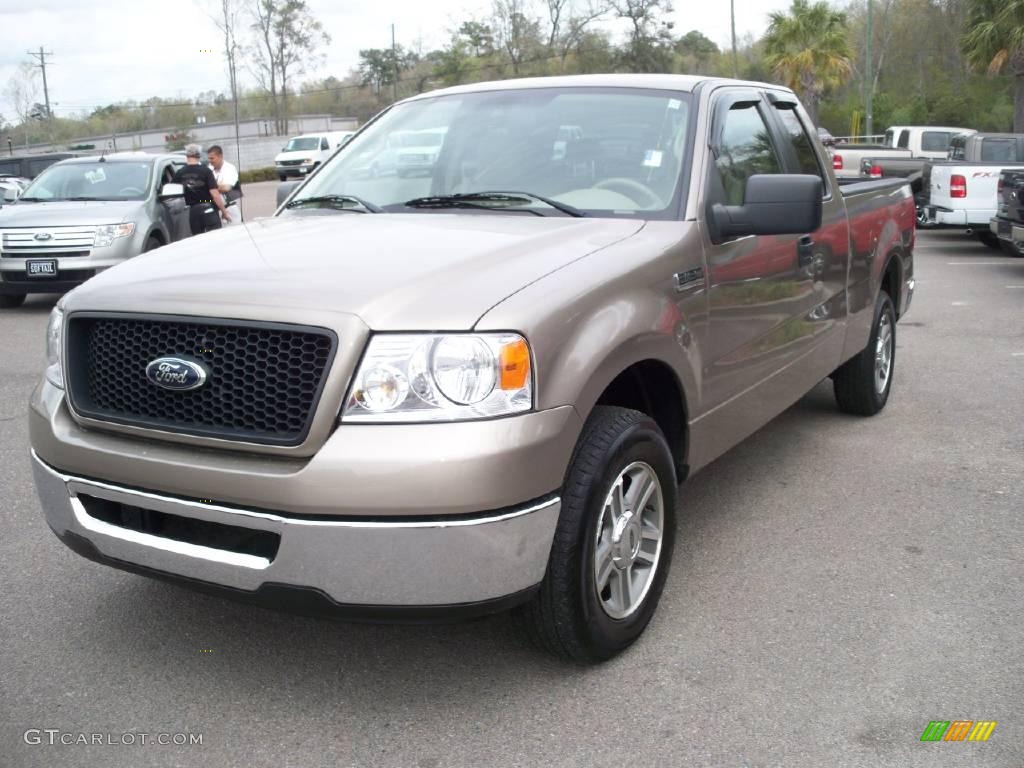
{"left": 968, "top": 721, "right": 997, "bottom": 742}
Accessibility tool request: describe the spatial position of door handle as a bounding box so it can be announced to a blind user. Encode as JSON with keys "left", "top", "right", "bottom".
{"left": 797, "top": 235, "right": 815, "bottom": 268}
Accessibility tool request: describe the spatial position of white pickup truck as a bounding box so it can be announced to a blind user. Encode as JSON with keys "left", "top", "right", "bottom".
{"left": 924, "top": 161, "right": 1024, "bottom": 244}
{"left": 831, "top": 125, "right": 972, "bottom": 179}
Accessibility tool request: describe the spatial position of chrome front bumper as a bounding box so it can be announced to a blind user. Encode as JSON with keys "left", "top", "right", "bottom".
{"left": 33, "top": 451, "right": 560, "bottom": 611}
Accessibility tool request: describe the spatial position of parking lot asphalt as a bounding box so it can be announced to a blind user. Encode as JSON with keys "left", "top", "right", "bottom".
{"left": 0, "top": 228, "right": 1021, "bottom": 768}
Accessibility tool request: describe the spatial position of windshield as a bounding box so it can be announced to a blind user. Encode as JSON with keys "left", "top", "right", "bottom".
{"left": 285, "top": 137, "right": 321, "bottom": 151}
{"left": 21, "top": 161, "right": 152, "bottom": 201}
{"left": 290, "top": 87, "right": 692, "bottom": 218}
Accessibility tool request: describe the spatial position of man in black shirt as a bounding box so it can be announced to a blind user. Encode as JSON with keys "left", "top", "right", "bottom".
{"left": 173, "top": 144, "right": 231, "bottom": 235}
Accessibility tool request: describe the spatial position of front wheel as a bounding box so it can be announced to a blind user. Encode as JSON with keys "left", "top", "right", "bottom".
{"left": 516, "top": 406, "right": 677, "bottom": 664}
{"left": 0, "top": 292, "right": 26, "bottom": 309}
{"left": 833, "top": 290, "right": 896, "bottom": 416}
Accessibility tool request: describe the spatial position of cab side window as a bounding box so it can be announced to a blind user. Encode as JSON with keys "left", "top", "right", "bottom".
{"left": 897, "top": 131, "right": 910, "bottom": 149}
{"left": 320, "top": 137, "right": 330, "bottom": 151}
{"left": 773, "top": 106, "right": 825, "bottom": 181}
{"left": 712, "top": 103, "right": 782, "bottom": 206}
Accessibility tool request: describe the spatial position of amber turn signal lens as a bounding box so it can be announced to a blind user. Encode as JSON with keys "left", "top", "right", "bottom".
{"left": 499, "top": 339, "right": 531, "bottom": 390}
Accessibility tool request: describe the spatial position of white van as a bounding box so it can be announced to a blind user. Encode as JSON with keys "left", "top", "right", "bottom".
{"left": 275, "top": 131, "right": 355, "bottom": 181}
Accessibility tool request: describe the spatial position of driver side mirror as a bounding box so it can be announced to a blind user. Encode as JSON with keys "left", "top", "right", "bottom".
{"left": 159, "top": 183, "right": 184, "bottom": 200}
{"left": 710, "top": 174, "right": 823, "bottom": 241}
{"left": 2, "top": 187, "right": 18, "bottom": 202}
{"left": 276, "top": 180, "right": 302, "bottom": 207}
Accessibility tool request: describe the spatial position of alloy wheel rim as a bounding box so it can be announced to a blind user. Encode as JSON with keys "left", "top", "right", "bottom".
{"left": 593, "top": 461, "right": 664, "bottom": 620}
{"left": 875, "top": 313, "right": 893, "bottom": 394}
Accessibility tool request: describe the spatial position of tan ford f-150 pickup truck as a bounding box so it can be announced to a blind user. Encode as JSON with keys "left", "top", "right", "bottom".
{"left": 30, "top": 75, "right": 915, "bottom": 663}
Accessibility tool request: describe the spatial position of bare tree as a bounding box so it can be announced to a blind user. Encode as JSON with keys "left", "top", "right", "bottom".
{"left": 493, "top": 0, "right": 542, "bottom": 74}
{"left": 209, "top": 0, "right": 243, "bottom": 162}
{"left": 545, "top": 0, "right": 608, "bottom": 54}
{"left": 250, "top": 0, "right": 279, "bottom": 131}
{"left": 3, "top": 62, "right": 40, "bottom": 125}
{"left": 250, "top": 0, "right": 329, "bottom": 135}
{"left": 609, "top": 0, "right": 674, "bottom": 72}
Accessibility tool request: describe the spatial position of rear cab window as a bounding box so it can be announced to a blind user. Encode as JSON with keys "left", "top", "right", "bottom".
{"left": 980, "top": 138, "right": 1018, "bottom": 162}
{"left": 897, "top": 131, "right": 910, "bottom": 149}
{"left": 921, "top": 131, "right": 952, "bottom": 153}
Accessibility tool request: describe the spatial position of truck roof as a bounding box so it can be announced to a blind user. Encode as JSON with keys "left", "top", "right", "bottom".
{"left": 403, "top": 74, "right": 794, "bottom": 102}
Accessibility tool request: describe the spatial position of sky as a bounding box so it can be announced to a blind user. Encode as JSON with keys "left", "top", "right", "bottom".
{"left": 0, "top": 0, "right": 793, "bottom": 120}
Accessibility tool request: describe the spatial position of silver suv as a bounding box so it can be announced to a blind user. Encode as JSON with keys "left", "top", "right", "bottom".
{"left": 0, "top": 152, "right": 194, "bottom": 308}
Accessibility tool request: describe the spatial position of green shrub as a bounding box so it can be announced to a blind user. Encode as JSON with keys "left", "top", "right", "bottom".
{"left": 238, "top": 167, "right": 278, "bottom": 183}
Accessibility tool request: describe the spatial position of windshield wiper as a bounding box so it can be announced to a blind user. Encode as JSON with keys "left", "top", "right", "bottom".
{"left": 16, "top": 196, "right": 44, "bottom": 202}
{"left": 284, "top": 194, "right": 382, "bottom": 213}
{"left": 402, "top": 191, "right": 586, "bottom": 217}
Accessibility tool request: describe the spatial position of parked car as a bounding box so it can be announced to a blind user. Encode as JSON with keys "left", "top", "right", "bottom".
{"left": 830, "top": 143, "right": 912, "bottom": 179}
{"left": 274, "top": 131, "right": 355, "bottom": 181}
{"left": 0, "top": 175, "right": 31, "bottom": 204}
{"left": 989, "top": 168, "right": 1024, "bottom": 256}
{"left": 0, "top": 152, "right": 81, "bottom": 180}
{"left": 0, "top": 152, "right": 194, "bottom": 308}
{"left": 395, "top": 128, "right": 448, "bottom": 177}
{"left": 834, "top": 125, "right": 974, "bottom": 180}
{"left": 30, "top": 75, "right": 915, "bottom": 663}
{"left": 860, "top": 133, "right": 1024, "bottom": 228}
{"left": 922, "top": 158, "right": 1024, "bottom": 243}
{"left": 883, "top": 125, "right": 975, "bottom": 159}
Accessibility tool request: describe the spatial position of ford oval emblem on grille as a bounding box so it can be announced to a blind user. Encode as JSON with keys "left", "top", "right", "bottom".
{"left": 145, "top": 357, "right": 208, "bottom": 391}
{"left": 34, "top": 232, "right": 52, "bottom": 241}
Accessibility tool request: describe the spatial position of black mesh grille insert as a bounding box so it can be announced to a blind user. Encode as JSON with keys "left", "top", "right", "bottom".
{"left": 66, "top": 314, "right": 336, "bottom": 446}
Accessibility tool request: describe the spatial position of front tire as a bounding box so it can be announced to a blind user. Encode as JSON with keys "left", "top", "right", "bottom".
{"left": 0, "top": 292, "right": 26, "bottom": 309}
{"left": 517, "top": 406, "right": 677, "bottom": 664}
{"left": 1000, "top": 240, "right": 1023, "bottom": 257}
{"left": 143, "top": 236, "right": 161, "bottom": 252}
{"left": 833, "top": 290, "right": 896, "bottom": 416}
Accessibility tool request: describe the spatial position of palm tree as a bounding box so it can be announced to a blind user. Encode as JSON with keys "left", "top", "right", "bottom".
{"left": 763, "top": 0, "right": 852, "bottom": 126}
{"left": 963, "top": 0, "right": 1024, "bottom": 132}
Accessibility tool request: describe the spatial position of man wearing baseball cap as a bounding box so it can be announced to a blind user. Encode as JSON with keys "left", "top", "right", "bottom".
{"left": 173, "top": 143, "right": 231, "bottom": 235}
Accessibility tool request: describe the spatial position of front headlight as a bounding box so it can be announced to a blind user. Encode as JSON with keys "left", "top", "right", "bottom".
{"left": 94, "top": 223, "right": 135, "bottom": 248}
{"left": 342, "top": 333, "right": 532, "bottom": 423}
{"left": 45, "top": 306, "right": 64, "bottom": 389}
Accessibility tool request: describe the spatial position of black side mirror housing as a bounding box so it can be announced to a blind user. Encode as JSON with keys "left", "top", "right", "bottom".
{"left": 711, "top": 174, "right": 823, "bottom": 241}
{"left": 276, "top": 180, "right": 302, "bottom": 208}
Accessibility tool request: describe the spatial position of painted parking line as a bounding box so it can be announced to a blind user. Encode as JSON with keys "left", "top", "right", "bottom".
{"left": 947, "top": 262, "right": 1014, "bottom": 266}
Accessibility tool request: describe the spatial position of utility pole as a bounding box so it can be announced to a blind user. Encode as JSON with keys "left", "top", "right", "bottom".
{"left": 730, "top": 0, "right": 739, "bottom": 78}
{"left": 391, "top": 24, "right": 399, "bottom": 103}
{"left": 27, "top": 47, "right": 53, "bottom": 119}
{"left": 864, "top": 0, "right": 873, "bottom": 139}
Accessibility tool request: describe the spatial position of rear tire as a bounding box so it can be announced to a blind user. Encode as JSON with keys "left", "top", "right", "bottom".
{"left": 0, "top": 292, "right": 26, "bottom": 309}
{"left": 975, "top": 231, "right": 1001, "bottom": 249}
{"left": 278, "top": 174, "right": 287, "bottom": 182}
{"left": 515, "top": 406, "right": 677, "bottom": 664}
{"left": 833, "top": 290, "right": 896, "bottom": 416}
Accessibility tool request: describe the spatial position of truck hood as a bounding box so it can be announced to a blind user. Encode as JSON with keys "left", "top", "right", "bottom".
{"left": 0, "top": 199, "right": 142, "bottom": 227}
{"left": 65, "top": 213, "right": 645, "bottom": 329}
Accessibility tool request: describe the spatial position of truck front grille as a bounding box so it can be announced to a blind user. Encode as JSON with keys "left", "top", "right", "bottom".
{"left": 66, "top": 314, "right": 337, "bottom": 447}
